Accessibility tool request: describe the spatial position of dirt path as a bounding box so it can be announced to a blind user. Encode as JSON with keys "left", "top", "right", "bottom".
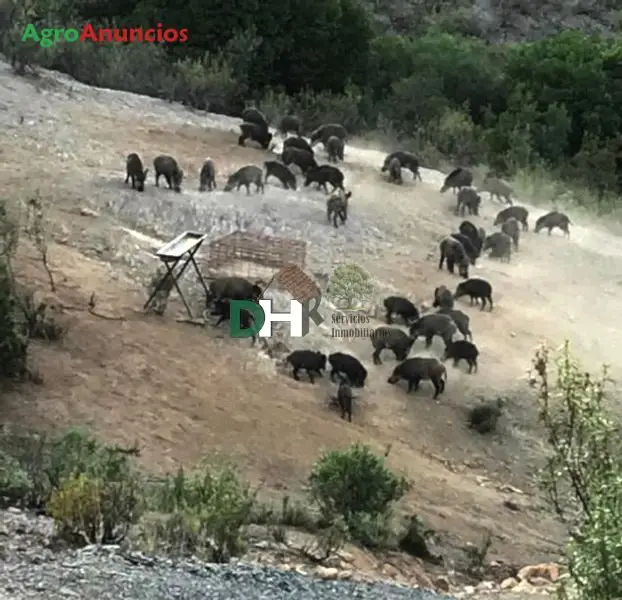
{"left": 5, "top": 62, "right": 620, "bottom": 568}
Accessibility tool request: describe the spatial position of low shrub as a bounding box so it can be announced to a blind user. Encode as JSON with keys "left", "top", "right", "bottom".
{"left": 309, "top": 443, "right": 410, "bottom": 548}
{"left": 0, "top": 450, "right": 33, "bottom": 506}
{"left": 0, "top": 428, "right": 140, "bottom": 517}
{"left": 145, "top": 459, "right": 256, "bottom": 561}
{"left": 48, "top": 471, "right": 141, "bottom": 544}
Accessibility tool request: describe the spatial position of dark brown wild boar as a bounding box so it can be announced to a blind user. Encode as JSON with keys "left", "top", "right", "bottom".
{"left": 125, "top": 153, "right": 148, "bottom": 191}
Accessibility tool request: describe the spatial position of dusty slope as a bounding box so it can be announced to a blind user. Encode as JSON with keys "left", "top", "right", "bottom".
{"left": 2, "top": 62, "right": 621, "bottom": 568}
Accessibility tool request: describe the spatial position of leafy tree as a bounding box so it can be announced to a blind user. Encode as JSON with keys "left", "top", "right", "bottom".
{"left": 327, "top": 264, "right": 374, "bottom": 310}
{"left": 532, "top": 342, "right": 622, "bottom": 600}
{"left": 366, "top": 35, "right": 418, "bottom": 104}
{"left": 405, "top": 31, "right": 507, "bottom": 123}
{"left": 504, "top": 31, "right": 621, "bottom": 155}
{"left": 382, "top": 72, "right": 448, "bottom": 132}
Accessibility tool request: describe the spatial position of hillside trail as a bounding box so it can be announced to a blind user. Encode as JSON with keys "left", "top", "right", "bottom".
{"left": 341, "top": 144, "right": 622, "bottom": 374}
{"left": 1, "top": 62, "right": 620, "bottom": 567}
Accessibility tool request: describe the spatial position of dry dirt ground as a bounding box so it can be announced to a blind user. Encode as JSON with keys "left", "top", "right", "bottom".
{"left": 2, "top": 61, "right": 621, "bottom": 577}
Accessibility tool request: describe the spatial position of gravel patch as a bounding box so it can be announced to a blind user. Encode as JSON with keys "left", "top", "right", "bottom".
{"left": 0, "top": 509, "right": 453, "bottom": 600}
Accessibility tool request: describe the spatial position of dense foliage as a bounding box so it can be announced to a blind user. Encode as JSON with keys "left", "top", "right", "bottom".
{"left": 1, "top": 2, "right": 622, "bottom": 200}
{"left": 2, "top": 0, "right": 622, "bottom": 202}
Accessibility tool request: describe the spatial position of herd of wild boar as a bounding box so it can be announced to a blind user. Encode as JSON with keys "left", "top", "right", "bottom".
{"left": 125, "top": 108, "right": 353, "bottom": 230}
{"left": 126, "top": 106, "right": 574, "bottom": 424}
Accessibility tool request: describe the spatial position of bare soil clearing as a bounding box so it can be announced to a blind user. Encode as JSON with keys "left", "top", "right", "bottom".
{"left": 2, "top": 62, "right": 619, "bottom": 570}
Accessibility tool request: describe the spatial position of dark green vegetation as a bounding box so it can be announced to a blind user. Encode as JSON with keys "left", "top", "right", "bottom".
{"left": 2, "top": 0, "right": 622, "bottom": 204}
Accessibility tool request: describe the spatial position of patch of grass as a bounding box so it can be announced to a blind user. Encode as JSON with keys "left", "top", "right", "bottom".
{"left": 141, "top": 460, "right": 257, "bottom": 561}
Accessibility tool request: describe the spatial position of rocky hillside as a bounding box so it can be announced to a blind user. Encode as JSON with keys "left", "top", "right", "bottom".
{"left": 368, "top": 0, "right": 621, "bottom": 41}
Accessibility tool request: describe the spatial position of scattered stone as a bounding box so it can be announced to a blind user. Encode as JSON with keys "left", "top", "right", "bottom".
{"left": 475, "top": 580, "right": 495, "bottom": 591}
{"left": 315, "top": 566, "right": 339, "bottom": 580}
{"left": 80, "top": 207, "right": 99, "bottom": 217}
{"left": 337, "top": 570, "right": 353, "bottom": 580}
{"left": 503, "top": 499, "right": 521, "bottom": 511}
{"left": 530, "top": 576, "right": 554, "bottom": 587}
{"left": 499, "top": 484, "right": 525, "bottom": 495}
{"left": 500, "top": 576, "right": 519, "bottom": 589}
{"left": 518, "top": 562, "right": 560, "bottom": 582}
{"left": 513, "top": 579, "right": 538, "bottom": 593}
{"left": 434, "top": 576, "right": 450, "bottom": 592}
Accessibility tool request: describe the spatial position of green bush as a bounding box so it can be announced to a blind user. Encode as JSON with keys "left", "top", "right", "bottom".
{"left": 146, "top": 459, "right": 256, "bottom": 561}
{"left": 0, "top": 450, "right": 33, "bottom": 505}
{"left": 38, "top": 41, "right": 173, "bottom": 99}
{"left": 0, "top": 428, "right": 140, "bottom": 513}
{"left": 48, "top": 470, "right": 141, "bottom": 544}
{"left": 0, "top": 428, "right": 141, "bottom": 543}
{"left": 346, "top": 511, "right": 393, "bottom": 549}
{"left": 0, "top": 260, "right": 28, "bottom": 380}
{"left": 533, "top": 342, "right": 622, "bottom": 600}
{"left": 309, "top": 443, "right": 410, "bottom": 547}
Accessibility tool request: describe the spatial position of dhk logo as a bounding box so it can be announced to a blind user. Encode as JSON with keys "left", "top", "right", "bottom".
{"left": 230, "top": 299, "right": 324, "bottom": 339}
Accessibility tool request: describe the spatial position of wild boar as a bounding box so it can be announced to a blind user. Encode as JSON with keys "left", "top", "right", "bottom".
{"left": 439, "top": 237, "right": 470, "bottom": 278}
{"left": 285, "top": 350, "right": 327, "bottom": 384}
{"left": 534, "top": 211, "right": 571, "bottom": 237}
{"left": 310, "top": 123, "right": 347, "bottom": 147}
{"left": 125, "top": 153, "right": 148, "bottom": 192}
{"left": 264, "top": 160, "right": 296, "bottom": 190}
{"left": 370, "top": 326, "right": 414, "bottom": 365}
{"left": 440, "top": 168, "right": 473, "bottom": 194}
{"left": 454, "top": 278, "right": 493, "bottom": 311}
{"left": 305, "top": 165, "right": 345, "bottom": 192}
{"left": 387, "top": 357, "right": 447, "bottom": 399}
{"left": 199, "top": 158, "right": 216, "bottom": 191}
{"left": 409, "top": 313, "right": 458, "bottom": 349}
{"left": 238, "top": 122, "right": 273, "bottom": 149}
{"left": 325, "top": 135, "right": 344, "bottom": 162}
{"left": 223, "top": 165, "right": 264, "bottom": 195}
{"left": 493, "top": 205, "right": 529, "bottom": 231}
{"left": 154, "top": 155, "right": 183, "bottom": 192}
